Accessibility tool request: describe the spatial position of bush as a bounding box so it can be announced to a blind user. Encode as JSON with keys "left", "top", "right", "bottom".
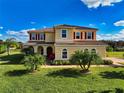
{"left": 103, "top": 59, "right": 113, "bottom": 65}
{"left": 106, "top": 46, "right": 113, "bottom": 52}
{"left": 21, "top": 54, "right": 46, "bottom": 72}
{"left": 0, "top": 44, "right": 6, "bottom": 54}
{"left": 51, "top": 60, "right": 71, "bottom": 65}
{"left": 70, "top": 50, "right": 102, "bottom": 71}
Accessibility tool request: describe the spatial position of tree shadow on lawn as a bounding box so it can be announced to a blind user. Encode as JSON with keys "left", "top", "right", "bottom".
{"left": 0, "top": 54, "right": 24, "bottom": 65}
{"left": 4, "top": 69, "right": 28, "bottom": 77}
{"left": 99, "top": 71, "right": 124, "bottom": 80}
{"left": 46, "top": 68, "right": 86, "bottom": 78}
{"left": 87, "top": 88, "right": 124, "bottom": 93}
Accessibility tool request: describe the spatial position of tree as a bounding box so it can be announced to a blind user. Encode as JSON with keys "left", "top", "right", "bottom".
{"left": 4, "top": 38, "right": 17, "bottom": 55}
{"left": 22, "top": 54, "right": 46, "bottom": 72}
{"left": 106, "top": 46, "right": 113, "bottom": 52}
{"left": 70, "top": 50, "right": 102, "bottom": 72}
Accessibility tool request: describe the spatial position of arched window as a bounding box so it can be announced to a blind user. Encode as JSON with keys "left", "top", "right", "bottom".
{"left": 91, "top": 49, "right": 96, "bottom": 54}
{"left": 84, "top": 49, "right": 89, "bottom": 53}
{"left": 62, "top": 49, "right": 67, "bottom": 59}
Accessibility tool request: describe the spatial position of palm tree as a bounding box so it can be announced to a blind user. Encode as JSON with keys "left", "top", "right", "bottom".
{"left": 4, "top": 38, "right": 17, "bottom": 55}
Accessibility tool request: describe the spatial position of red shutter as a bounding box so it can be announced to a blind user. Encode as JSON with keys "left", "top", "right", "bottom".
{"left": 73, "top": 32, "right": 75, "bottom": 39}
{"left": 92, "top": 32, "right": 94, "bottom": 40}
{"left": 30, "top": 33, "right": 32, "bottom": 40}
{"left": 85, "top": 32, "right": 87, "bottom": 39}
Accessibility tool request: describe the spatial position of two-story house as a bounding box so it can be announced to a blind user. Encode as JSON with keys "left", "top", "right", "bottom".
{"left": 24, "top": 24, "right": 107, "bottom": 60}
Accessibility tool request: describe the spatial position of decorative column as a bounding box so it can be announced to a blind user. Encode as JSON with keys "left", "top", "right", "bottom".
{"left": 33, "top": 46, "right": 38, "bottom": 53}
{"left": 43, "top": 46, "right": 47, "bottom": 56}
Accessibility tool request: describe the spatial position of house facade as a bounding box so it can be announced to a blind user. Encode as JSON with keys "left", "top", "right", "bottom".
{"left": 24, "top": 24, "right": 107, "bottom": 60}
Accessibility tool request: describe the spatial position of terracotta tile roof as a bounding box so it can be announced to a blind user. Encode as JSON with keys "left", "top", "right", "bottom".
{"left": 55, "top": 41, "right": 107, "bottom": 45}
{"left": 28, "top": 28, "right": 54, "bottom": 33}
{"left": 55, "top": 24, "right": 98, "bottom": 30}
{"left": 28, "top": 24, "right": 98, "bottom": 33}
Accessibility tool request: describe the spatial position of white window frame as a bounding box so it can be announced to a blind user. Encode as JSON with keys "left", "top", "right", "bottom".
{"left": 75, "top": 32, "right": 81, "bottom": 39}
{"left": 39, "top": 33, "right": 44, "bottom": 40}
{"left": 87, "top": 32, "right": 92, "bottom": 40}
{"left": 31, "top": 33, "right": 36, "bottom": 40}
{"left": 61, "top": 48, "right": 68, "bottom": 59}
{"left": 61, "top": 29, "right": 68, "bottom": 39}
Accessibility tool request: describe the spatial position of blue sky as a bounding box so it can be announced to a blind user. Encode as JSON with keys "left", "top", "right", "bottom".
{"left": 0, "top": 0, "right": 124, "bottom": 42}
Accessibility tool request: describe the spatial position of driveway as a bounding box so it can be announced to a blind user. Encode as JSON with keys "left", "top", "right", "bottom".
{"left": 104, "top": 57, "right": 124, "bottom": 66}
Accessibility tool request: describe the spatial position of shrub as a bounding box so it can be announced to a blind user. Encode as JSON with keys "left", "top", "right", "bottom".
{"left": 51, "top": 60, "right": 71, "bottom": 65}
{"left": 70, "top": 50, "right": 102, "bottom": 71}
{"left": 103, "top": 59, "right": 113, "bottom": 65}
{"left": 0, "top": 44, "right": 6, "bottom": 54}
{"left": 21, "top": 54, "right": 46, "bottom": 72}
{"left": 106, "top": 46, "right": 113, "bottom": 52}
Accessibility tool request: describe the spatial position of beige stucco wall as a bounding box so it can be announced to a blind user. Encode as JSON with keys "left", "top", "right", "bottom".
{"left": 45, "top": 33, "right": 55, "bottom": 42}
{"left": 55, "top": 28, "right": 74, "bottom": 43}
{"left": 55, "top": 45, "right": 106, "bottom": 60}
{"left": 55, "top": 28, "right": 97, "bottom": 43}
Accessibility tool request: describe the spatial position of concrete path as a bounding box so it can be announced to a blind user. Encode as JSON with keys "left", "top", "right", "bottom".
{"left": 104, "top": 57, "right": 124, "bottom": 66}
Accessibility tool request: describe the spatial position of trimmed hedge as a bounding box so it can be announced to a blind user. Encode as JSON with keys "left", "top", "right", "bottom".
{"left": 103, "top": 59, "right": 113, "bottom": 65}
{"left": 0, "top": 44, "right": 6, "bottom": 54}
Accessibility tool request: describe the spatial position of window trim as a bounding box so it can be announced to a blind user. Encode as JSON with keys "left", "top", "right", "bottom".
{"left": 86, "top": 32, "right": 93, "bottom": 40}
{"left": 61, "top": 48, "right": 68, "bottom": 59}
{"left": 75, "top": 32, "right": 81, "bottom": 39}
{"left": 31, "top": 33, "right": 36, "bottom": 40}
{"left": 61, "top": 29, "right": 68, "bottom": 39}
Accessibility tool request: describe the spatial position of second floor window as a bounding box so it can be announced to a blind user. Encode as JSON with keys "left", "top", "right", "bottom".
{"left": 76, "top": 32, "right": 81, "bottom": 39}
{"left": 31, "top": 33, "right": 36, "bottom": 40}
{"left": 87, "top": 32, "right": 92, "bottom": 39}
{"left": 62, "top": 30, "right": 67, "bottom": 38}
{"left": 40, "top": 33, "right": 45, "bottom": 40}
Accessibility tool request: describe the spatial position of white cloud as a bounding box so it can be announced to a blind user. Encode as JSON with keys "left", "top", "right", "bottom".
{"left": 114, "top": 20, "right": 124, "bottom": 26}
{"left": 6, "top": 28, "right": 36, "bottom": 42}
{"left": 89, "top": 24, "right": 96, "bottom": 27}
{"left": 30, "top": 21, "right": 36, "bottom": 25}
{"left": 0, "top": 34, "right": 2, "bottom": 37}
{"left": 101, "top": 22, "right": 106, "bottom": 25}
{"left": 0, "top": 26, "right": 3, "bottom": 30}
{"left": 97, "top": 29, "right": 124, "bottom": 41}
{"left": 81, "top": 0, "right": 122, "bottom": 8}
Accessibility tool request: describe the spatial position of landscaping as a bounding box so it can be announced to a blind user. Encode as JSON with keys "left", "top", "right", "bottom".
{"left": 107, "top": 52, "right": 124, "bottom": 58}
{"left": 0, "top": 65, "right": 124, "bottom": 93}
{"left": 0, "top": 51, "right": 124, "bottom": 93}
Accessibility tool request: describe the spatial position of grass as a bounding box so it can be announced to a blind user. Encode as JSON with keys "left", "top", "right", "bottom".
{"left": 118, "top": 62, "right": 124, "bottom": 65}
{"left": 107, "top": 52, "right": 124, "bottom": 58}
{"left": 0, "top": 65, "right": 124, "bottom": 93}
{"left": 0, "top": 50, "right": 124, "bottom": 93}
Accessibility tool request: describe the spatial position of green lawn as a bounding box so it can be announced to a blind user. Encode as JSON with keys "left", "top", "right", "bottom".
{"left": 107, "top": 52, "right": 124, "bottom": 58}
{"left": 0, "top": 50, "right": 124, "bottom": 93}
{"left": 0, "top": 65, "right": 124, "bottom": 93}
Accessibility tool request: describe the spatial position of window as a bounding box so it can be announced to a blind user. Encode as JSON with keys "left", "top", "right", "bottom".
{"left": 84, "top": 49, "right": 89, "bottom": 53}
{"left": 40, "top": 33, "right": 44, "bottom": 40}
{"left": 31, "top": 33, "right": 36, "bottom": 40}
{"left": 62, "top": 30, "right": 67, "bottom": 38}
{"left": 62, "top": 49, "right": 67, "bottom": 59}
{"left": 87, "top": 32, "right": 92, "bottom": 39}
{"left": 91, "top": 49, "right": 96, "bottom": 54}
{"left": 76, "top": 32, "right": 81, "bottom": 39}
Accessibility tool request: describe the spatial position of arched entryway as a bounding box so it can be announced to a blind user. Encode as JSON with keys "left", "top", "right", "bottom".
{"left": 47, "top": 46, "right": 53, "bottom": 56}
{"left": 28, "top": 46, "right": 34, "bottom": 54}
{"left": 47, "top": 46, "right": 55, "bottom": 60}
{"left": 37, "top": 46, "right": 43, "bottom": 55}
